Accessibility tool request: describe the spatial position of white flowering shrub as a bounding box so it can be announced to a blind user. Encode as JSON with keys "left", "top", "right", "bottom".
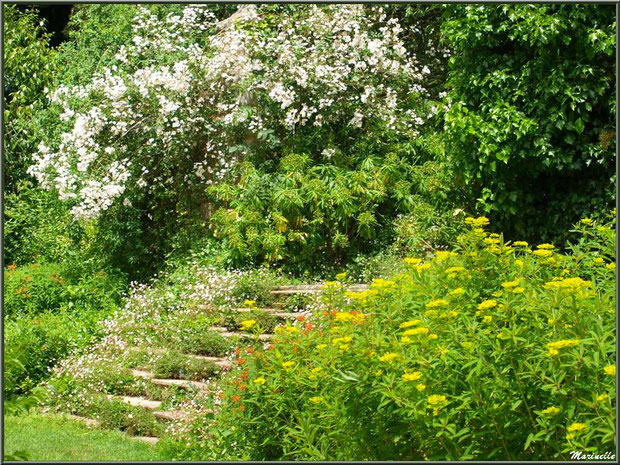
{"left": 30, "top": 4, "right": 434, "bottom": 225}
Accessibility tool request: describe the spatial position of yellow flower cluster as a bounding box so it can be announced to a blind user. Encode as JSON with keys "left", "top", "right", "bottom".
{"left": 254, "top": 377, "right": 266, "bottom": 385}
{"left": 282, "top": 361, "right": 296, "bottom": 371}
{"left": 566, "top": 422, "right": 587, "bottom": 440}
{"left": 334, "top": 312, "right": 365, "bottom": 323}
{"left": 243, "top": 300, "right": 258, "bottom": 309}
{"left": 400, "top": 319, "right": 422, "bottom": 329}
{"left": 370, "top": 278, "right": 396, "bottom": 289}
{"left": 240, "top": 319, "right": 257, "bottom": 330}
{"left": 445, "top": 266, "right": 466, "bottom": 274}
{"left": 543, "top": 277, "right": 591, "bottom": 292}
{"left": 449, "top": 287, "right": 465, "bottom": 297}
{"left": 532, "top": 249, "right": 553, "bottom": 258}
{"left": 513, "top": 241, "right": 529, "bottom": 247}
{"left": 435, "top": 251, "right": 458, "bottom": 262}
{"left": 477, "top": 300, "right": 497, "bottom": 311}
{"left": 403, "top": 257, "right": 422, "bottom": 265}
{"left": 333, "top": 336, "right": 352, "bottom": 344}
{"left": 335, "top": 272, "right": 347, "bottom": 281}
{"left": 402, "top": 371, "right": 422, "bottom": 382}
{"left": 501, "top": 279, "right": 520, "bottom": 288}
{"left": 345, "top": 289, "right": 378, "bottom": 303}
{"left": 546, "top": 339, "right": 580, "bottom": 357}
{"left": 378, "top": 352, "right": 399, "bottom": 363}
{"left": 402, "top": 327, "right": 430, "bottom": 337}
{"left": 541, "top": 406, "right": 560, "bottom": 416}
{"left": 465, "top": 216, "right": 490, "bottom": 227}
{"left": 427, "top": 299, "right": 449, "bottom": 309}
{"left": 323, "top": 281, "right": 341, "bottom": 288}
{"left": 603, "top": 364, "right": 615, "bottom": 376}
{"left": 309, "top": 396, "right": 323, "bottom": 404}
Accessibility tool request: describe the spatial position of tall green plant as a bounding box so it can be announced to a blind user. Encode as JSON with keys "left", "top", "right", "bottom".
{"left": 443, "top": 4, "right": 615, "bottom": 241}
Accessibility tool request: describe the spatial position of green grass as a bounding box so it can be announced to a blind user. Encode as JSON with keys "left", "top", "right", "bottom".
{"left": 4, "top": 413, "right": 171, "bottom": 461}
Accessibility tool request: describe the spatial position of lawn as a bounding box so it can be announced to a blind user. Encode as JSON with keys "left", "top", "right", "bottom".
{"left": 4, "top": 413, "right": 169, "bottom": 461}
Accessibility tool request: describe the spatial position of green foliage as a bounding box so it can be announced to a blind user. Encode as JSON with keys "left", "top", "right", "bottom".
{"left": 443, "top": 4, "right": 616, "bottom": 241}
{"left": 3, "top": 5, "right": 57, "bottom": 193}
{"left": 179, "top": 213, "right": 615, "bottom": 460}
{"left": 152, "top": 350, "right": 220, "bottom": 380}
{"left": 3, "top": 262, "right": 125, "bottom": 317}
{"left": 4, "top": 308, "right": 108, "bottom": 396}
{"left": 209, "top": 151, "right": 459, "bottom": 273}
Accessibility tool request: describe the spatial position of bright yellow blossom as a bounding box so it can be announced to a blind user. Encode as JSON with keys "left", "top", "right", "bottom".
{"left": 253, "top": 377, "right": 266, "bottom": 385}
{"left": 402, "top": 372, "right": 422, "bottom": 382}
{"left": 604, "top": 364, "right": 615, "bottom": 376}
{"left": 400, "top": 319, "right": 422, "bottom": 329}
{"left": 426, "top": 299, "right": 449, "bottom": 309}
{"left": 477, "top": 300, "right": 498, "bottom": 311}
{"left": 402, "top": 327, "right": 430, "bottom": 337}
{"left": 240, "top": 320, "right": 257, "bottom": 330}
{"left": 378, "top": 352, "right": 399, "bottom": 364}
{"left": 541, "top": 406, "right": 561, "bottom": 416}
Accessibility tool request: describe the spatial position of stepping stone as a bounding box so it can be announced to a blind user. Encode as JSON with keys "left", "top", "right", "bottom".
{"left": 105, "top": 395, "right": 162, "bottom": 410}
{"left": 132, "top": 436, "right": 160, "bottom": 444}
{"left": 69, "top": 414, "right": 100, "bottom": 427}
{"left": 232, "top": 307, "right": 281, "bottom": 313}
{"left": 186, "top": 354, "right": 231, "bottom": 368}
{"left": 130, "top": 370, "right": 212, "bottom": 391}
{"left": 155, "top": 408, "right": 213, "bottom": 422}
{"left": 209, "top": 326, "right": 271, "bottom": 340}
{"left": 232, "top": 308, "right": 301, "bottom": 320}
{"left": 154, "top": 410, "right": 184, "bottom": 421}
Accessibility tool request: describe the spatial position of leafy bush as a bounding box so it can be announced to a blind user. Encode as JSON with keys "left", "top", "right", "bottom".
{"left": 178, "top": 213, "right": 615, "bottom": 460}
{"left": 4, "top": 309, "right": 108, "bottom": 396}
{"left": 209, "top": 153, "right": 455, "bottom": 271}
{"left": 443, "top": 4, "right": 616, "bottom": 241}
{"left": 3, "top": 5, "right": 57, "bottom": 193}
{"left": 3, "top": 262, "right": 125, "bottom": 317}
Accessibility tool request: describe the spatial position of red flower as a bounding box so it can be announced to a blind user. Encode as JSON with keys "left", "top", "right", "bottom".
{"left": 237, "top": 357, "right": 245, "bottom": 366}
{"left": 246, "top": 347, "right": 254, "bottom": 354}
{"left": 266, "top": 344, "right": 274, "bottom": 350}
{"left": 232, "top": 395, "right": 240, "bottom": 403}
{"left": 296, "top": 315, "right": 306, "bottom": 322}
{"left": 241, "top": 370, "right": 249, "bottom": 380}
{"left": 240, "top": 384, "right": 247, "bottom": 391}
{"left": 234, "top": 348, "right": 242, "bottom": 356}
{"left": 304, "top": 322, "right": 314, "bottom": 331}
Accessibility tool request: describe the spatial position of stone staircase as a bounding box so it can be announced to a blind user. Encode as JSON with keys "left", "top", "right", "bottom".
{"left": 68, "top": 283, "right": 367, "bottom": 444}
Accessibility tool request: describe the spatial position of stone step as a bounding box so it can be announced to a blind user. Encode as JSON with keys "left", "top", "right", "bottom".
{"left": 131, "top": 436, "right": 160, "bottom": 444}
{"left": 154, "top": 407, "right": 214, "bottom": 422}
{"left": 128, "top": 347, "right": 230, "bottom": 367}
{"left": 209, "top": 326, "right": 271, "bottom": 340}
{"left": 231, "top": 308, "right": 302, "bottom": 320}
{"left": 273, "top": 283, "right": 369, "bottom": 290}
{"left": 153, "top": 410, "right": 184, "bottom": 421}
{"left": 270, "top": 284, "right": 368, "bottom": 295}
{"left": 105, "top": 395, "right": 162, "bottom": 410}
{"left": 131, "top": 369, "right": 212, "bottom": 391}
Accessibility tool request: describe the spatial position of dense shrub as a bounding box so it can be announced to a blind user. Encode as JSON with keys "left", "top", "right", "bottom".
{"left": 177, "top": 213, "right": 615, "bottom": 460}
{"left": 443, "top": 4, "right": 615, "bottom": 241}
{"left": 4, "top": 309, "right": 109, "bottom": 396}
{"left": 3, "top": 262, "right": 125, "bottom": 317}
{"left": 209, "top": 155, "right": 462, "bottom": 272}
{"left": 3, "top": 5, "right": 57, "bottom": 193}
